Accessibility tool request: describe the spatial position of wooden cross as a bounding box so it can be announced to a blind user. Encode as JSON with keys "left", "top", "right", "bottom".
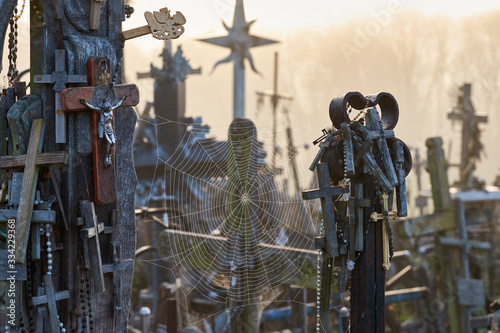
{"left": 8, "top": 119, "right": 49, "bottom": 263}
{"left": 90, "top": 0, "right": 107, "bottom": 30}
{"left": 60, "top": 62, "right": 139, "bottom": 205}
{"left": 370, "top": 192, "right": 397, "bottom": 270}
{"left": 79, "top": 200, "right": 105, "bottom": 292}
{"left": 31, "top": 274, "right": 70, "bottom": 333}
{"left": 34, "top": 49, "right": 87, "bottom": 144}
{"left": 302, "top": 163, "right": 349, "bottom": 258}
{"left": 0, "top": 123, "right": 67, "bottom": 263}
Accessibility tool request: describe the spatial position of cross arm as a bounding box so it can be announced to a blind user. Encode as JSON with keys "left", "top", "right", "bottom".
{"left": 31, "top": 289, "right": 70, "bottom": 306}
{"left": 60, "top": 84, "right": 139, "bottom": 112}
{"left": 0, "top": 151, "right": 67, "bottom": 169}
{"left": 301, "top": 185, "right": 348, "bottom": 200}
{"left": 0, "top": 209, "right": 56, "bottom": 223}
{"left": 438, "top": 237, "right": 491, "bottom": 251}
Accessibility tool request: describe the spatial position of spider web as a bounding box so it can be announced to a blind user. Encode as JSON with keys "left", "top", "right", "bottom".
{"left": 133, "top": 109, "right": 323, "bottom": 331}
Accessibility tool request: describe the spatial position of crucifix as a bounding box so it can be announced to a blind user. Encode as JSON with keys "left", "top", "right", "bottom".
{"left": 60, "top": 59, "right": 139, "bottom": 205}
{"left": 31, "top": 274, "right": 70, "bottom": 333}
{"left": 33, "top": 49, "right": 87, "bottom": 144}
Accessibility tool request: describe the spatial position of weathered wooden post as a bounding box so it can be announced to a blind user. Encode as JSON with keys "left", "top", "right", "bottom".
{"left": 0, "top": 1, "right": 186, "bottom": 331}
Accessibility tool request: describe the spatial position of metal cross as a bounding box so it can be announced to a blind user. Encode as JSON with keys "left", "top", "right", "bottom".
{"left": 370, "top": 192, "right": 397, "bottom": 270}
{"left": 34, "top": 49, "right": 87, "bottom": 143}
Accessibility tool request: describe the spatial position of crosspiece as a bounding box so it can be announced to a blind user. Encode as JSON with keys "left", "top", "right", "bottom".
{"left": 0, "top": 209, "right": 56, "bottom": 223}
{"left": 60, "top": 84, "right": 139, "bottom": 112}
{"left": 0, "top": 152, "right": 67, "bottom": 169}
{"left": 370, "top": 192, "right": 397, "bottom": 270}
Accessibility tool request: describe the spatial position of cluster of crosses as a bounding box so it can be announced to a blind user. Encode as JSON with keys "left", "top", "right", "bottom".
{"left": 0, "top": 1, "right": 186, "bottom": 332}
{"left": 302, "top": 91, "right": 412, "bottom": 332}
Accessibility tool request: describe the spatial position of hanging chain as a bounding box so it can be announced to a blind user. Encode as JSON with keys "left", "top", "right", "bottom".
{"left": 316, "top": 221, "right": 325, "bottom": 333}
{"left": 7, "top": 7, "right": 19, "bottom": 83}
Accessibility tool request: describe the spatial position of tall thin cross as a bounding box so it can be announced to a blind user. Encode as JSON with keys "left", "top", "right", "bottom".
{"left": 199, "top": 0, "right": 278, "bottom": 119}
{"left": 256, "top": 52, "right": 293, "bottom": 171}
{"left": 33, "top": 49, "right": 87, "bottom": 143}
{"left": 447, "top": 83, "right": 487, "bottom": 188}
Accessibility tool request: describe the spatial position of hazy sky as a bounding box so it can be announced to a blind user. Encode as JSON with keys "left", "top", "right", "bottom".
{"left": 2, "top": 1, "right": 500, "bottom": 206}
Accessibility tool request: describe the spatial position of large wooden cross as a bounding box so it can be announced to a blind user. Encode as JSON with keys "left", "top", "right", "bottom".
{"left": 34, "top": 49, "right": 87, "bottom": 144}
{"left": 60, "top": 67, "right": 139, "bottom": 204}
{"left": 2, "top": 119, "right": 67, "bottom": 263}
{"left": 31, "top": 274, "right": 70, "bottom": 333}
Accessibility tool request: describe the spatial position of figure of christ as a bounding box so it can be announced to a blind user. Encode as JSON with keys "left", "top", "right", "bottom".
{"left": 80, "top": 95, "right": 127, "bottom": 168}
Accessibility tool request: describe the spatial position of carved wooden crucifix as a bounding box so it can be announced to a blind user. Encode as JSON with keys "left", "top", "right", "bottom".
{"left": 60, "top": 59, "right": 139, "bottom": 205}
{"left": 33, "top": 49, "right": 87, "bottom": 144}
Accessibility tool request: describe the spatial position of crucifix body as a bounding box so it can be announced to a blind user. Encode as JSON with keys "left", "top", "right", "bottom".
{"left": 80, "top": 93, "right": 127, "bottom": 168}
{"left": 60, "top": 63, "right": 139, "bottom": 204}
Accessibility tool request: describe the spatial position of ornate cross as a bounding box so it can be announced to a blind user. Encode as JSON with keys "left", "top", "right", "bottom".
{"left": 33, "top": 49, "right": 87, "bottom": 144}
{"left": 122, "top": 7, "right": 186, "bottom": 41}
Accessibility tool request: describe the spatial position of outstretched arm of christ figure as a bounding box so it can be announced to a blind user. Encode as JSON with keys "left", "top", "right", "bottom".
{"left": 80, "top": 98, "right": 101, "bottom": 112}
{"left": 110, "top": 95, "right": 127, "bottom": 111}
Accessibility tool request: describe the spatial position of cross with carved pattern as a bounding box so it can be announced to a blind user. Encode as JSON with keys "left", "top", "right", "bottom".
{"left": 370, "top": 192, "right": 397, "bottom": 270}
